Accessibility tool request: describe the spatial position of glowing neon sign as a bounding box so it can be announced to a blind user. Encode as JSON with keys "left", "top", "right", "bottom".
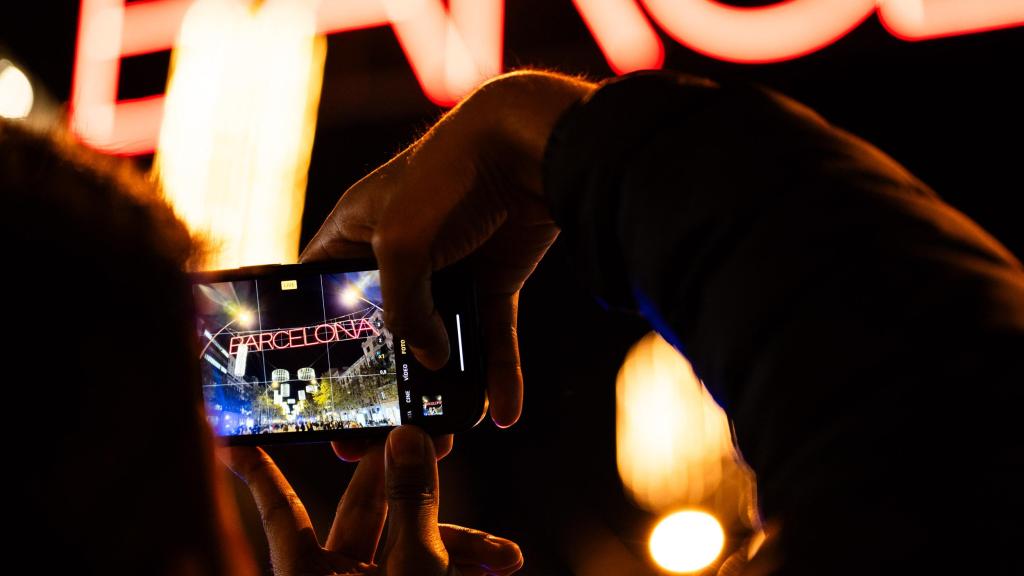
{"left": 228, "top": 318, "right": 379, "bottom": 354}
{"left": 72, "top": 0, "right": 1024, "bottom": 155}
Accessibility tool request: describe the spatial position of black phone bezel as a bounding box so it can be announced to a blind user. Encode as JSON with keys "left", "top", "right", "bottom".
{"left": 191, "top": 258, "right": 488, "bottom": 445}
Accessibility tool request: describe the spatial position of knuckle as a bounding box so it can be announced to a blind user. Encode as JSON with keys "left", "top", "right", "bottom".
{"left": 341, "top": 493, "right": 387, "bottom": 519}
{"left": 484, "top": 317, "right": 519, "bottom": 342}
{"left": 382, "top": 309, "right": 415, "bottom": 337}
{"left": 372, "top": 229, "right": 426, "bottom": 264}
{"left": 233, "top": 452, "right": 272, "bottom": 483}
{"left": 384, "top": 308, "right": 436, "bottom": 340}
{"left": 370, "top": 229, "right": 390, "bottom": 256}
{"left": 259, "top": 490, "right": 303, "bottom": 529}
{"left": 387, "top": 478, "right": 437, "bottom": 506}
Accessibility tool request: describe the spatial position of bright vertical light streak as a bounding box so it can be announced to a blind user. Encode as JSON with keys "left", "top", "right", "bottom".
{"left": 878, "top": 0, "right": 1024, "bottom": 40}
{"left": 0, "top": 62, "right": 34, "bottom": 119}
{"left": 640, "top": 0, "right": 876, "bottom": 63}
{"left": 573, "top": 0, "right": 665, "bottom": 74}
{"left": 616, "top": 332, "right": 734, "bottom": 511}
{"left": 154, "top": 0, "right": 326, "bottom": 270}
{"left": 456, "top": 314, "right": 464, "bottom": 371}
{"left": 233, "top": 343, "right": 248, "bottom": 377}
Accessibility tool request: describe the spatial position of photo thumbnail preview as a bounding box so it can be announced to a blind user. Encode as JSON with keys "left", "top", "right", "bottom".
{"left": 194, "top": 270, "right": 400, "bottom": 436}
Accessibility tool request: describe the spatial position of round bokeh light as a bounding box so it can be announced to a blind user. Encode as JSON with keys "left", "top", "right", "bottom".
{"left": 649, "top": 510, "right": 725, "bottom": 573}
{"left": 0, "top": 62, "right": 34, "bottom": 119}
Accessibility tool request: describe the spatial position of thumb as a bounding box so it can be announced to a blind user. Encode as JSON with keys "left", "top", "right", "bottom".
{"left": 382, "top": 425, "right": 448, "bottom": 575}
{"left": 373, "top": 236, "right": 451, "bottom": 371}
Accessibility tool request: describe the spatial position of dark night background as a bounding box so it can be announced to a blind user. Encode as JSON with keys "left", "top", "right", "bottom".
{"left": 3, "top": 2, "right": 1021, "bottom": 574}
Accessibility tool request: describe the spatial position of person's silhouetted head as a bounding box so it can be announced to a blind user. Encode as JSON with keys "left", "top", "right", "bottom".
{"left": 1, "top": 119, "right": 251, "bottom": 575}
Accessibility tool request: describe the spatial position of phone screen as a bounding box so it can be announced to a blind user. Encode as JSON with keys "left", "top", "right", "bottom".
{"left": 194, "top": 267, "right": 409, "bottom": 437}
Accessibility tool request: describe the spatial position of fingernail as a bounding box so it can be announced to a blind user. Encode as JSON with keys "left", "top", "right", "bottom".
{"left": 493, "top": 416, "right": 514, "bottom": 430}
{"left": 388, "top": 425, "right": 427, "bottom": 467}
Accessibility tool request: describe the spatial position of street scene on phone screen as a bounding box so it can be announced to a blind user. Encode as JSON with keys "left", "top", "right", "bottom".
{"left": 194, "top": 269, "right": 400, "bottom": 436}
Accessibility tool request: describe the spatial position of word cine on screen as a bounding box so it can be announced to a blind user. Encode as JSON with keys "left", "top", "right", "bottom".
{"left": 72, "top": 0, "right": 1024, "bottom": 155}
{"left": 228, "top": 318, "right": 379, "bottom": 354}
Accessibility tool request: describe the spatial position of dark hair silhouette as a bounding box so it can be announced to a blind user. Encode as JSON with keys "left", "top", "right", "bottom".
{"left": 1, "top": 119, "right": 238, "bottom": 575}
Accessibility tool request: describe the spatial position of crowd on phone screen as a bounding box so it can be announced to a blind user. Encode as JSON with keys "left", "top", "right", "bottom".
{"left": 226, "top": 418, "right": 396, "bottom": 436}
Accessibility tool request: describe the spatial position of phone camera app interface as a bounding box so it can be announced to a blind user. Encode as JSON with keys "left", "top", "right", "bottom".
{"left": 194, "top": 270, "right": 400, "bottom": 436}
{"left": 422, "top": 395, "right": 444, "bottom": 416}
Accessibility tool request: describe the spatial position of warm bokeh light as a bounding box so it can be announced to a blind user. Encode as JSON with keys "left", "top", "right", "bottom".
{"left": 0, "top": 61, "right": 34, "bottom": 119}
{"left": 154, "top": 0, "right": 326, "bottom": 270}
{"left": 616, "top": 332, "right": 735, "bottom": 511}
{"left": 649, "top": 510, "right": 725, "bottom": 573}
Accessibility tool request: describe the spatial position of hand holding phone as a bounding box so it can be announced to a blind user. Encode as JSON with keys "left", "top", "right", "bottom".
{"left": 301, "top": 71, "right": 596, "bottom": 428}
{"left": 221, "top": 425, "right": 523, "bottom": 575}
{"left": 193, "top": 259, "right": 486, "bottom": 445}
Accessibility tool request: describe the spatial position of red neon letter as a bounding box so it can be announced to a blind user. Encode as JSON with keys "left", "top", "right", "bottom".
{"left": 878, "top": 0, "right": 1024, "bottom": 41}
{"left": 572, "top": 0, "right": 664, "bottom": 74}
{"left": 258, "top": 332, "right": 274, "bottom": 351}
{"left": 242, "top": 334, "right": 260, "bottom": 352}
{"left": 335, "top": 320, "right": 356, "bottom": 339}
{"left": 640, "top": 0, "right": 876, "bottom": 63}
{"left": 72, "top": 0, "right": 504, "bottom": 153}
{"left": 358, "top": 318, "right": 380, "bottom": 337}
{"left": 272, "top": 331, "right": 291, "bottom": 350}
{"left": 377, "top": 0, "right": 504, "bottom": 105}
{"left": 315, "top": 323, "right": 337, "bottom": 343}
{"left": 69, "top": 0, "right": 1024, "bottom": 154}
{"left": 71, "top": 0, "right": 193, "bottom": 154}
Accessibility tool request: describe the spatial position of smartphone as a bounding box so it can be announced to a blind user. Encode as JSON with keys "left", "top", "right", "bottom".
{"left": 191, "top": 259, "right": 487, "bottom": 445}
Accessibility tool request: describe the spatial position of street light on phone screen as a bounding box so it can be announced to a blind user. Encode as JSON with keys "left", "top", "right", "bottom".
{"left": 199, "top": 305, "right": 254, "bottom": 358}
{"left": 341, "top": 285, "right": 382, "bottom": 311}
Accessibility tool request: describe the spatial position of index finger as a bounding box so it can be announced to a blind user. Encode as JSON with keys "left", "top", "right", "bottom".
{"left": 219, "top": 446, "right": 321, "bottom": 565}
{"left": 300, "top": 183, "right": 376, "bottom": 262}
{"left": 325, "top": 443, "right": 387, "bottom": 561}
{"left": 300, "top": 236, "right": 373, "bottom": 263}
{"left": 300, "top": 152, "right": 402, "bottom": 263}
